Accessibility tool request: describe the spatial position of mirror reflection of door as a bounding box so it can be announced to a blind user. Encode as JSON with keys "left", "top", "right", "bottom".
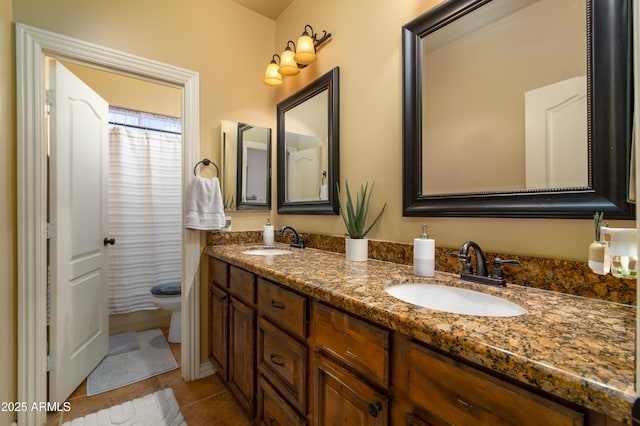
{"left": 524, "top": 76, "right": 587, "bottom": 189}
{"left": 286, "top": 136, "right": 321, "bottom": 202}
{"left": 283, "top": 91, "right": 328, "bottom": 203}
{"left": 242, "top": 141, "right": 268, "bottom": 203}
{"left": 420, "top": 0, "right": 586, "bottom": 195}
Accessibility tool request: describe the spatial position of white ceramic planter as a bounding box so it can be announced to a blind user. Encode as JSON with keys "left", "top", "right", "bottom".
{"left": 345, "top": 237, "right": 368, "bottom": 261}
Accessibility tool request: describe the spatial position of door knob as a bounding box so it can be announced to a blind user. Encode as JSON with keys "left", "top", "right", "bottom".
{"left": 103, "top": 237, "right": 116, "bottom": 246}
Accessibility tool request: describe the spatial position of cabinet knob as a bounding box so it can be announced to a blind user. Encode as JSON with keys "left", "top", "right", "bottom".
{"left": 271, "top": 300, "right": 286, "bottom": 310}
{"left": 367, "top": 402, "right": 382, "bottom": 418}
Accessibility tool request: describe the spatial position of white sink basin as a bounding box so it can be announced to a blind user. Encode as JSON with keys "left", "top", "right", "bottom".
{"left": 385, "top": 283, "right": 527, "bottom": 317}
{"left": 241, "top": 248, "right": 292, "bottom": 256}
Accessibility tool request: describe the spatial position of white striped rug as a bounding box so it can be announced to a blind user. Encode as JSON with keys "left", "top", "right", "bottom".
{"left": 62, "top": 388, "right": 186, "bottom": 426}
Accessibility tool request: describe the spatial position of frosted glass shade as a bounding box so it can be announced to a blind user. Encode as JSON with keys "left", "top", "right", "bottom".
{"left": 263, "top": 62, "right": 282, "bottom": 86}
{"left": 294, "top": 34, "right": 316, "bottom": 65}
{"left": 279, "top": 48, "right": 299, "bottom": 76}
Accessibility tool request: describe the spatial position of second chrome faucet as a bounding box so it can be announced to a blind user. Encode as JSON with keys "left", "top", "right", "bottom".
{"left": 279, "top": 226, "right": 306, "bottom": 249}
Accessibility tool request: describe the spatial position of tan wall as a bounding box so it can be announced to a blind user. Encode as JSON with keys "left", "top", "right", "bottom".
{"left": 270, "top": 0, "right": 633, "bottom": 260}
{"left": 1, "top": 0, "right": 14, "bottom": 423}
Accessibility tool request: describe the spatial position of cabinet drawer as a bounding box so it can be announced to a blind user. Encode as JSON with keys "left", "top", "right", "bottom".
{"left": 313, "top": 302, "right": 389, "bottom": 388}
{"left": 315, "top": 353, "right": 388, "bottom": 426}
{"left": 408, "top": 342, "right": 584, "bottom": 426}
{"left": 257, "top": 375, "right": 307, "bottom": 426}
{"left": 258, "top": 278, "right": 307, "bottom": 339}
{"left": 258, "top": 317, "right": 307, "bottom": 413}
{"left": 229, "top": 266, "right": 256, "bottom": 305}
{"left": 209, "top": 257, "right": 228, "bottom": 288}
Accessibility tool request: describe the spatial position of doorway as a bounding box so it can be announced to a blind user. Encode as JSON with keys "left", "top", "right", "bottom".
{"left": 16, "top": 23, "right": 202, "bottom": 426}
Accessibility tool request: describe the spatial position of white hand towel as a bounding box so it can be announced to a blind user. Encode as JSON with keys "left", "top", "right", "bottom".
{"left": 184, "top": 176, "right": 226, "bottom": 230}
{"left": 319, "top": 184, "right": 328, "bottom": 201}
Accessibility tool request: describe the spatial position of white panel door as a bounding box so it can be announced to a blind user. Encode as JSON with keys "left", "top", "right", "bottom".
{"left": 524, "top": 76, "right": 588, "bottom": 189}
{"left": 287, "top": 147, "right": 320, "bottom": 202}
{"left": 48, "top": 60, "right": 110, "bottom": 404}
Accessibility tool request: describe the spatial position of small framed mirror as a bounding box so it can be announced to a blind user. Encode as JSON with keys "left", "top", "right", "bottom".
{"left": 221, "top": 120, "right": 272, "bottom": 211}
{"left": 277, "top": 67, "right": 340, "bottom": 215}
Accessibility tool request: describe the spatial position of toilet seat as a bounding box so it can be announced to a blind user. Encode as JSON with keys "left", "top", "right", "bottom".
{"left": 150, "top": 282, "right": 181, "bottom": 297}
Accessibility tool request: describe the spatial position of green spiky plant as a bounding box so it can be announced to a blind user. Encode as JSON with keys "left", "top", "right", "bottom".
{"left": 337, "top": 181, "right": 386, "bottom": 239}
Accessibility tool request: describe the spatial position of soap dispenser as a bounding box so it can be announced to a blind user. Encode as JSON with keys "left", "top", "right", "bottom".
{"left": 414, "top": 224, "right": 435, "bottom": 277}
{"left": 263, "top": 218, "right": 274, "bottom": 246}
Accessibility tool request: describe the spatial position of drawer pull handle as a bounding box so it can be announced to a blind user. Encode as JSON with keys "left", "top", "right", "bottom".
{"left": 270, "top": 354, "right": 285, "bottom": 367}
{"left": 457, "top": 398, "right": 473, "bottom": 410}
{"left": 367, "top": 402, "right": 382, "bottom": 418}
{"left": 269, "top": 415, "right": 275, "bottom": 425}
{"left": 271, "top": 300, "right": 285, "bottom": 310}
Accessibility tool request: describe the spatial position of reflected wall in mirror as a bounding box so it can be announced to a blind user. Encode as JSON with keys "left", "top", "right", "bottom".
{"left": 277, "top": 67, "right": 340, "bottom": 214}
{"left": 221, "top": 120, "right": 272, "bottom": 211}
{"left": 402, "top": 0, "right": 633, "bottom": 218}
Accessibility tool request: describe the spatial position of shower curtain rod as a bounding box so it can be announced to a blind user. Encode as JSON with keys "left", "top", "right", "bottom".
{"left": 108, "top": 121, "right": 182, "bottom": 135}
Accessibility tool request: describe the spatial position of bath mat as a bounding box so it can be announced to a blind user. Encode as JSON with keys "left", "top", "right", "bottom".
{"left": 87, "top": 328, "right": 178, "bottom": 396}
{"left": 62, "top": 388, "right": 186, "bottom": 426}
{"left": 107, "top": 331, "right": 139, "bottom": 356}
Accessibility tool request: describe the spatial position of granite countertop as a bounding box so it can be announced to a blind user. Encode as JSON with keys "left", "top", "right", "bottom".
{"left": 205, "top": 243, "right": 636, "bottom": 423}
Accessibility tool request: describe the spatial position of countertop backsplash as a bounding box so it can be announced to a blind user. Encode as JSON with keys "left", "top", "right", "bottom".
{"left": 206, "top": 230, "right": 636, "bottom": 305}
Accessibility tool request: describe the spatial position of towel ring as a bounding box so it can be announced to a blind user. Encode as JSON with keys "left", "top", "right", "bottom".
{"left": 193, "top": 158, "right": 219, "bottom": 177}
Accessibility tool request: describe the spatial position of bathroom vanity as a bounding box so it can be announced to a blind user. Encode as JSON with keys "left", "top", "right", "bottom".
{"left": 206, "top": 244, "right": 634, "bottom": 425}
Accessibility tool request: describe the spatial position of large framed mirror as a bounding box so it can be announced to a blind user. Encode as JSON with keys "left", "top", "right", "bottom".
{"left": 221, "top": 120, "right": 272, "bottom": 211}
{"left": 402, "top": 0, "right": 633, "bottom": 218}
{"left": 277, "top": 67, "right": 340, "bottom": 214}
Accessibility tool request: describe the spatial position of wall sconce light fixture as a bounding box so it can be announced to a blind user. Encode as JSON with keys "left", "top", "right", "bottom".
{"left": 263, "top": 25, "right": 332, "bottom": 86}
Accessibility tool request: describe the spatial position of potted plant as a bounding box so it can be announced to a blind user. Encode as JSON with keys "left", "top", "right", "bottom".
{"left": 337, "top": 181, "right": 386, "bottom": 261}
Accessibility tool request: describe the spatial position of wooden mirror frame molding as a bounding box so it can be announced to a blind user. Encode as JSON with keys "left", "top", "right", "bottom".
{"left": 277, "top": 67, "right": 340, "bottom": 215}
{"left": 402, "top": 0, "right": 634, "bottom": 218}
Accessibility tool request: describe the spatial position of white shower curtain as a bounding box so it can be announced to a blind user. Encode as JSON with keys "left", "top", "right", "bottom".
{"left": 108, "top": 126, "right": 182, "bottom": 314}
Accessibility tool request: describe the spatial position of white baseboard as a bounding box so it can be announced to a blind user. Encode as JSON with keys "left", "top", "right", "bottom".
{"left": 200, "top": 360, "right": 216, "bottom": 378}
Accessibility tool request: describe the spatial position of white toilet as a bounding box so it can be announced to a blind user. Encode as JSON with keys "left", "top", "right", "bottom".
{"left": 150, "top": 283, "right": 182, "bottom": 343}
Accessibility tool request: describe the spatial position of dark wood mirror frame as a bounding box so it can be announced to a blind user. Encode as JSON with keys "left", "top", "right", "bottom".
{"left": 277, "top": 67, "right": 340, "bottom": 215}
{"left": 402, "top": 0, "right": 634, "bottom": 218}
{"left": 236, "top": 122, "right": 271, "bottom": 210}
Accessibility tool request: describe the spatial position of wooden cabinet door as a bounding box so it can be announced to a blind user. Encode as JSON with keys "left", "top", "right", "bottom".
{"left": 208, "top": 284, "right": 229, "bottom": 381}
{"left": 314, "top": 353, "right": 388, "bottom": 426}
{"left": 229, "top": 296, "right": 257, "bottom": 417}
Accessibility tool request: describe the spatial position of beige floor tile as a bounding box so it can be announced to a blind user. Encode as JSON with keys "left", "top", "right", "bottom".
{"left": 180, "top": 391, "right": 253, "bottom": 426}
{"left": 160, "top": 368, "right": 228, "bottom": 408}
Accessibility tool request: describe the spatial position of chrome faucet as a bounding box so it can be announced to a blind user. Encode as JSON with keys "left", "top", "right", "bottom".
{"left": 450, "top": 241, "right": 520, "bottom": 287}
{"left": 279, "top": 226, "right": 306, "bottom": 249}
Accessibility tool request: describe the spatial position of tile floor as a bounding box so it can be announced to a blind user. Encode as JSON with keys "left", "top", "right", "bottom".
{"left": 46, "top": 329, "right": 252, "bottom": 425}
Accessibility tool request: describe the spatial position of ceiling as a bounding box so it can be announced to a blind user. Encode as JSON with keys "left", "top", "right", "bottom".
{"left": 230, "top": 0, "right": 294, "bottom": 19}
